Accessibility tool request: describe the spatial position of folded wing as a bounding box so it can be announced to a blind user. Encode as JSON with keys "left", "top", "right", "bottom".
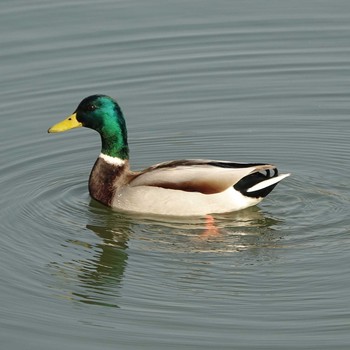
{"left": 129, "top": 159, "right": 278, "bottom": 195}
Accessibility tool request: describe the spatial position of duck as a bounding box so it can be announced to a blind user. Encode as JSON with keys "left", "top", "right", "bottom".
{"left": 48, "top": 95, "right": 290, "bottom": 216}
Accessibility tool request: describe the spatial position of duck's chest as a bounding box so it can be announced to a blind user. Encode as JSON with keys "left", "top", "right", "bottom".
{"left": 88, "top": 156, "right": 128, "bottom": 206}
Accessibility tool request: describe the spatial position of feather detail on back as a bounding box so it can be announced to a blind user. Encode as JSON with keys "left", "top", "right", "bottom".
{"left": 129, "top": 159, "right": 277, "bottom": 195}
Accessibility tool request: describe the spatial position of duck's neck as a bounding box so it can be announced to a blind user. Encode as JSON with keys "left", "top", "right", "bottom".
{"left": 88, "top": 153, "right": 130, "bottom": 206}
{"left": 100, "top": 130, "right": 129, "bottom": 159}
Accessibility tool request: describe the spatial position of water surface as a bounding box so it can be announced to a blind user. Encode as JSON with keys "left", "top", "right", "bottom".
{"left": 1, "top": 0, "right": 350, "bottom": 349}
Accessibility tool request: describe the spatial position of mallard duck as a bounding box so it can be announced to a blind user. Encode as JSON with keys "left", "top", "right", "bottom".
{"left": 48, "top": 95, "right": 289, "bottom": 216}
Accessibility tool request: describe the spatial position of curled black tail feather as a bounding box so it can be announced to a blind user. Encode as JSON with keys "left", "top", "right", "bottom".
{"left": 234, "top": 168, "right": 279, "bottom": 198}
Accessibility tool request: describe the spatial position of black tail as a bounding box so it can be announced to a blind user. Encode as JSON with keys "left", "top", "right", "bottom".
{"left": 234, "top": 168, "right": 279, "bottom": 198}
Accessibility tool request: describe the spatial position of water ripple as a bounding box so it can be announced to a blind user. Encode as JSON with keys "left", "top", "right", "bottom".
{"left": 1, "top": 2, "right": 350, "bottom": 348}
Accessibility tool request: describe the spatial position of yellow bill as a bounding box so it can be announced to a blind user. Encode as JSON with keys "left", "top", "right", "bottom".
{"left": 48, "top": 113, "right": 82, "bottom": 133}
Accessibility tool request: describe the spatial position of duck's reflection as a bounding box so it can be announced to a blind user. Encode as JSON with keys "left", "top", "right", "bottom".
{"left": 59, "top": 202, "right": 280, "bottom": 307}
{"left": 82, "top": 223, "right": 129, "bottom": 286}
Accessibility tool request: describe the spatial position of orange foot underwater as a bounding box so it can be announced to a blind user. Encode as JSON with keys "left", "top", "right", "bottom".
{"left": 200, "top": 215, "right": 221, "bottom": 238}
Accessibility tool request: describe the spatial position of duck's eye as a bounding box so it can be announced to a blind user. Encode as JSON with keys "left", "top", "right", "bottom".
{"left": 85, "top": 104, "right": 96, "bottom": 112}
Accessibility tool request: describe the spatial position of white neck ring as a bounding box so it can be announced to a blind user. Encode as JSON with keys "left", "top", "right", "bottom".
{"left": 99, "top": 153, "right": 126, "bottom": 166}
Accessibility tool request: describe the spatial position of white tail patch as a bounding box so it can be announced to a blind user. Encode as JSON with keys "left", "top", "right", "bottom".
{"left": 247, "top": 173, "right": 290, "bottom": 193}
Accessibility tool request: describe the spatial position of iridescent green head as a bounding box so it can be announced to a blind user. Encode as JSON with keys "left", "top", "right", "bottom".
{"left": 48, "top": 95, "right": 129, "bottom": 159}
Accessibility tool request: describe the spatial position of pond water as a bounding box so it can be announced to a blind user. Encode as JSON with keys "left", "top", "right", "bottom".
{"left": 1, "top": 0, "right": 350, "bottom": 349}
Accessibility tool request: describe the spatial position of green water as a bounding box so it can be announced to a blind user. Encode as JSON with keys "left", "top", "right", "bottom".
{"left": 1, "top": 0, "right": 350, "bottom": 349}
